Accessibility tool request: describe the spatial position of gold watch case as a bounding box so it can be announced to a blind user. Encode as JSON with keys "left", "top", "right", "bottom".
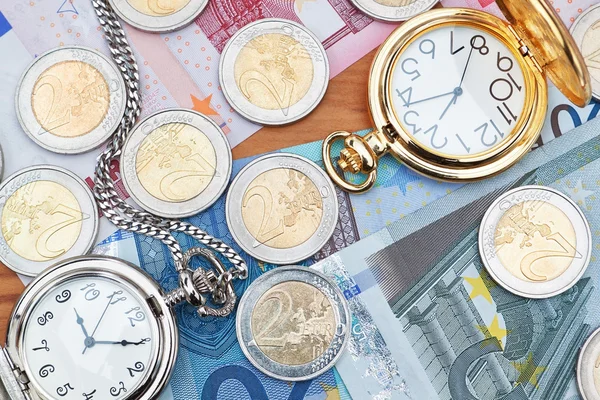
{"left": 323, "top": 2, "right": 591, "bottom": 194}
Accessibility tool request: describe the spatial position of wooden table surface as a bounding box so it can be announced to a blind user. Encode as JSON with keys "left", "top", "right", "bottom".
{"left": 0, "top": 49, "right": 377, "bottom": 341}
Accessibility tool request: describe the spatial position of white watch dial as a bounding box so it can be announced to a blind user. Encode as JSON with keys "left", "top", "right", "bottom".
{"left": 22, "top": 276, "right": 158, "bottom": 400}
{"left": 391, "top": 25, "right": 527, "bottom": 157}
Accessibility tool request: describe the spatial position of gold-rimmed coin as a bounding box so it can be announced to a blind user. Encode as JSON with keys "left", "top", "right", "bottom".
{"left": 571, "top": 3, "right": 600, "bottom": 100}
{"left": 578, "top": 327, "right": 600, "bottom": 399}
{"left": 225, "top": 153, "right": 338, "bottom": 264}
{"left": 108, "top": 0, "right": 208, "bottom": 32}
{"left": 219, "top": 19, "right": 329, "bottom": 126}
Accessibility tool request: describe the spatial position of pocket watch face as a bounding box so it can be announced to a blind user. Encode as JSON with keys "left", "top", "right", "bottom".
{"left": 390, "top": 24, "right": 527, "bottom": 157}
{"left": 21, "top": 276, "right": 158, "bottom": 399}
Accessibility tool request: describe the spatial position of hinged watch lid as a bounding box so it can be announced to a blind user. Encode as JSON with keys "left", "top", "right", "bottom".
{"left": 496, "top": 0, "right": 591, "bottom": 107}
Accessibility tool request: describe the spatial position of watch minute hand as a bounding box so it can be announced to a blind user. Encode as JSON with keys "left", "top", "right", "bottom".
{"left": 82, "top": 291, "right": 122, "bottom": 355}
{"left": 402, "top": 90, "right": 455, "bottom": 107}
{"left": 458, "top": 45, "right": 475, "bottom": 88}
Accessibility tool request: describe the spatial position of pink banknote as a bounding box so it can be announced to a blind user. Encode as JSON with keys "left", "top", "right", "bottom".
{"left": 0, "top": 0, "right": 593, "bottom": 150}
{"left": 441, "top": 0, "right": 598, "bottom": 24}
{"left": 1, "top": 0, "right": 397, "bottom": 147}
{"left": 0, "top": 0, "right": 595, "bottom": 269}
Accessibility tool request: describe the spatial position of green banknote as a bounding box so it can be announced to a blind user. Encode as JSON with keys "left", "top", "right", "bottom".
{"left": 314, "top": 113, "right": 600, "bottom": 399}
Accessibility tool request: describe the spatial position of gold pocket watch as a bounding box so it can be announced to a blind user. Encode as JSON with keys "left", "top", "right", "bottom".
{"left": 323, "top": 0, "right": 591, "bottom": 193}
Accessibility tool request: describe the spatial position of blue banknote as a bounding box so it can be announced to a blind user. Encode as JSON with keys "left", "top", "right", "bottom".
{"left": 93, "top": 134, "right": 456, "bottom": 400}
{"left": 90, "top": 89, "right": 600, "bottom": 399}
{"left": 312, "top": 111, "right": 600, "bottom": 399}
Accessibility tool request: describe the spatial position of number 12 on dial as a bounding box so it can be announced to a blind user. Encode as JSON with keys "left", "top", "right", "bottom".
{"left": 392, "top": 25, "right": 526, "bottom": 157}
{"left": 323, "top": 4, "right": 591, "bottom": 192}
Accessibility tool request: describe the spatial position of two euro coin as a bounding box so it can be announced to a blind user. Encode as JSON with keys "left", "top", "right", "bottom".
{"left": 219, "top": 18, "right": 329, "bottom": 126}
{"left": 571, "top": 3, "right": 600, "bottom": 101}
{"left": 121, "top": 108, "right": 232, "bottom": 218}
{"left": 0, "top": 166, "right": 99, "bottom": 277}
{"left": 237, "top": 266, "right": 350, "bottom": 381}
{"left": 479, "top": 186, "right": 592, "bottom": 299}
{"left": 108, "top": 0, "right": 208, "bottom": 32}
{"left": 226, "top": 153, "right": 338, "bottom": 264}
{"left": 16, "top": 46, "right": 126, "bottom": 154}
{"left": 350, "top": 0, "right": 438, "bottom": 22}
{"left": 578, "top": 328, "right": 600, "bottom": 400}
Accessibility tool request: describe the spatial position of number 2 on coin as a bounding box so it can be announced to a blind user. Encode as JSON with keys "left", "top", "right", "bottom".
{"left": 243, "top": 186, "right": 285, "bottom": 246}
{"left": 254, "top": 290, "right": 292, "bottom": 347}
{"left": 239, "top": 71, "right": 293, "bottom": 115}
{"left": 520, "top": 232, "right": 581, "bottom": 281}
{"left": 37, "top": 204, "right": 87, "bottom": 259}
{"left": 33, "top": 75, "right": 70, "bottom": 134}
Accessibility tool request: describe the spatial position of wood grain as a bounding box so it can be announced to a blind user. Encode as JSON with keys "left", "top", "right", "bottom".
{"left": 0, "top": 49, "right": 377, "bottom": 343}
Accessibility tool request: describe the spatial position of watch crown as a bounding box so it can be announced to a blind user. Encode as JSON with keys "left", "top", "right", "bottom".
{"left": 338, "top": 148, "right": 362, "bottom": 173}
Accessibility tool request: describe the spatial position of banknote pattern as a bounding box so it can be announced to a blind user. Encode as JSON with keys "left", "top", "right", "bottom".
{"left": 3, "top": 1, "right": 600, "bottom": 398}
{"left": 0, "top": 2, "right": 598, "bottom": 243}
{"left": 315, "top": 255, "right": 410, "bottom": 400}
{"left": 89, "top": 92, "right": 600, "bottom": 400}
{"left": 312, "top": 115, "right": 600, "bottom": 399}
{"left": 89, "top": 132, "right": 459, "bottom": 398}
{"left": 0, "top": 0, "right": 397, "bottom": 147}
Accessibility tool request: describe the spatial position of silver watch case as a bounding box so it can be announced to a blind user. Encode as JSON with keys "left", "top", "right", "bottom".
{"left": 2, "top": 256, "right": 178, "bottom": 400}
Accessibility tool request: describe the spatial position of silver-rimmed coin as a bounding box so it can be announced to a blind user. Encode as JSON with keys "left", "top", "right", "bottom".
{"left": 478, "top": 185, "right": 591, "bottom": 299}
{"left": 0, "top": 143, "right": 3, "bottom": 182}
{"left": 226, "top": 153, "right": 338, "bottom": 264}
{"left": 108, "top": 0, "right": 208, "bottom": 32}
{"left": 15, "top": 46, "right": 126, "bottom": 154}
{"left": 121, "top": 108, "right": 232, "bottom": 218}
{"left": 571, "top": 3, "right": 600, "bottom": 100}
{"left": 350, "top": 0, "right": 438, "bottom": 22}
{"left": 0, "top": 165, "right": 99, "bottom": 277}
{"left": 578, "top": 327, "right": 600, "bottom": 400}
{"left": 219, "top": 18, "right": 330, "bottom": 126}
{"left": 237, "top": 266, "right": 350, "bottom": 381}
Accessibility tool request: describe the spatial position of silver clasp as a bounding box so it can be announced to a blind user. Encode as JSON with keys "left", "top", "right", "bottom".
{"left": 163, "top": 248, "right": 237, "bottom": 318}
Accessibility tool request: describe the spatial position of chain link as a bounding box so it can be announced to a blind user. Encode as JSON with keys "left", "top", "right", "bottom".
{"left": 91, "top": 0, "right": 247, "bottom": 297}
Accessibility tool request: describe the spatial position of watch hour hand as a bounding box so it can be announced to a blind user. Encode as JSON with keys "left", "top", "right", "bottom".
{"left": 74, "top": 308, "right": 90, "bottom": 339}
{"left": 94, "top": 338, "right": 151, "bottom": 346}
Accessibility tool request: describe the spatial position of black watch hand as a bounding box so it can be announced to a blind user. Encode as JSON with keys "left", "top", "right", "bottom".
{"left": 94, "top": 338, "right": 151, "bottom": 346}
{"left": 458, "top": 45, "right": 475, "bottom": 88}
{"left": 74, "top": 308, "right": 90, "bottom": 339}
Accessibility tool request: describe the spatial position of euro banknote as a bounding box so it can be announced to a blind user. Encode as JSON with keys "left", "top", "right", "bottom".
{"left": 0, "top": 0, "right": 398, "bottom": 148}
{"left": 440, "top": 0, "right": 598, "bottom": 24}
{"left": 0, "top": 0, "right": 597, "bottom": 245}
{"left": 88, "top": 102, "right": 600, "bottom": 399}
{"left": 88, "top": 131, "right": 459, "bottom": 399}
{"left": 313, "top": 101, "right": 600, "bottom": 399}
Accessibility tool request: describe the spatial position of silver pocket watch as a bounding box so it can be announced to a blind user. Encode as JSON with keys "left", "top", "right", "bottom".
{"left": 0, "top": 250, "right": 235, "bottom": 400}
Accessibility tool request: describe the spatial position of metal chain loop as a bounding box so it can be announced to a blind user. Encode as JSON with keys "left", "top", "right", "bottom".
{"left": 91, "top": 0, "right": 247, "bottom": 314}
